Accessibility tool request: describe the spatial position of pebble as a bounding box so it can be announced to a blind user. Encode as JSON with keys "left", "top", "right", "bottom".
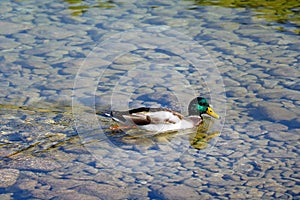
{"left": 9, "top": 156, "right": 61, "bottom": 171}
{"left": 184, "top": 178, "right": 203, "bottom": 188}
{"left": 258, "top": 88, "right": 300, "bottom": 100}
{"left": 226, "top": 86, "right": 248, "bottom": 97}
{"left": 0, "top": 169, "right": 20, "bottom": 188}
{"left": 17, "top": 179, "right": 38, "bottom": 190}
{"left": 270, "top": 65, "right": 300, "bottom": 78}
{"left": 261, "top": 123, "right": 289, "bottom": 131}
{"left": 223, "top": 78, "right": 240, "bottom": 87}
{"left": 53, "top": 191, "right": 99, "bottom": 200}
{"left": 0, "top": 21, "right": 32, "bottom": 35}
{"left": 229, "top": 192, "right": 247, "bottom": 199}
{"left": 267, "top": 131, "right": 300, "bottom": 142}
{"left": 0, "top": 2, "right": 12, "bottom": 13}
{"left": 262, "top": 79, "right": 280, "bottom": 89}
{"left": 73, "top": 183, "right": 130, "bottom": 199}
{"left": 155, "top": 185, "right": 200, "bottom": 200}
{"left": 0, "top": 36, "right": 20, "bottom": 50}
{"left": 251, "top": 101, "right": 297, "bottom": 121}
{"left": 29, "top": 25, "right": 75, "bottom": 39}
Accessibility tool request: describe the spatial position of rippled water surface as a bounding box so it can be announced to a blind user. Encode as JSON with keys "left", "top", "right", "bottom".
{"left": 0, "top": 0, "right": 299, "bottom": 199}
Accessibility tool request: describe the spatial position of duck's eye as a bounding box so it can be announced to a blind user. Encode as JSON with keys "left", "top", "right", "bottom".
{"left": 199, "top": 102, "right": 208, "bottom": 107}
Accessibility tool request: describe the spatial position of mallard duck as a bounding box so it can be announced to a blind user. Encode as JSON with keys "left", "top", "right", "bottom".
{"left": 106, "top": 97, "right": 219, "bottom": 133}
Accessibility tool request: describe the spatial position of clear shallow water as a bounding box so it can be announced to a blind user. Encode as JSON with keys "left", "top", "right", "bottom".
{"left": 0, "top": 0, "right": 299, "bottom": 199}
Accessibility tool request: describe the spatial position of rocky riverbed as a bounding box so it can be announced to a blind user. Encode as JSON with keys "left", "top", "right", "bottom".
{"left": 0, "top": 0, "right": 299, "bottom": 199}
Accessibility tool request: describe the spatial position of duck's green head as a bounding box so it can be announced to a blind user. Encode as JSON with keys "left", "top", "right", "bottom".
{"left": 188, "top": 97, "right": 219, "bottom": 119}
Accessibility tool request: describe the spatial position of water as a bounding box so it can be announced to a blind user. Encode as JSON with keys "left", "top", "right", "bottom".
{"left": 0, "top": 0, "right": 299, "bottom": 199}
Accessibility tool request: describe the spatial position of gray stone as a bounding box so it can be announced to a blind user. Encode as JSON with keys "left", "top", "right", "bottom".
{"left": 261, "top": 79, "right": 279, "bottom": 89}
{"left": 228, "top": 151, "right": 245, "bottom": 159}
{"left": 17, "top": 179, "right": 38, "bottom": 190}
{"left": 0, "top": 36, "right": 20, "bottom": 50}
{"left": 128, "top": 187, "right": 149, "bottom": 199}
{"left": 0, "top": 169, "right": 20, "bottom": 188}
{"left": 29, "top": 25, "right": 75, "bottom": 39}
{"left": 184, "top": 178, "right": 203, "bottom": 188}
{"left": 270, "top": 65, "right": 300, "bottom": 78}
{"left": 289, "top": 81, "right": 300, "bottom": 91}
{"left": 252, "top": 102, "right": 297, "bottom": 121}
{"left": 53, "top": 191, "right": 99, "bottom": 200}
{"left": 229, "top": 192, "right": 247, "bottom": 199}
{"left": 247, "top": 83, "right": 262, "bottom": 92}
{"left": 267, "top": 129, "right": 300, "bottom": 143}
{"left": 258, "top": 89, "right": 300, "bottom": 100}
{"left": 74, "top": 183, "right": 130, "bottom": 199}
{"left": 0, "top": 3, "right": 12, "bottom": 14}
{"left": 156, "top": 185, "right": 200, "bottom": 200}
{"left": 261, "top": 123, "right": 288, "bottom": 131}
{"left": 0, "top": 21, "right": 32, "bottom": 34}
{"left": 226, "top": 86, "right": 248, "bottom": 97}
{"left": 0, "top": 193, "right": 12, "bottom": 200}
{"left": 10, "top": 156, "right": 61, "bottom": 171}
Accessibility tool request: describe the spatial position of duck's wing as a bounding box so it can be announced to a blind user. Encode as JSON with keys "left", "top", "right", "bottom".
{"left": 143, "top": 108, "right": 183, "bottom": 124}
{"left": 110, "top": 107, "right": 184, "bottom": 126}
{"left": 110, "top": 107, "right": 152, "bottom": 125}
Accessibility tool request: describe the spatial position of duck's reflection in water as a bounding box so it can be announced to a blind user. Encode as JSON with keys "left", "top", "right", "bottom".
{"left": 105, "top": 116, "right": 220, "bottom": 151}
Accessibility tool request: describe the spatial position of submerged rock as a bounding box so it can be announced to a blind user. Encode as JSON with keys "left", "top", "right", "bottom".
{"left": 74, "top": 183, "right": 130, "bottom": 199}
{"left": 155, "top": 185, "right": 200, "bottom": 200}
{"left": 267, "top": 131, "right": 300, "bottom": 142}
{"left": 251, "top": 102, "right": 297, "bottom": 121}
{"left": 9, "top": 156, "right": 61, "bottom": 171}
{"left": 0, "top": 21, "right": 32, "bottom": 35}
{"left": 0, "top": 168, "right": 20, "bottom": 188}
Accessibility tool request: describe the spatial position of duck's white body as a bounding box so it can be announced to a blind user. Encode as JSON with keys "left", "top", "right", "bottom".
{"left": 139, "top": 116, "right": 201, "bottom": 132}
{"left": 111, "top": 109, "right": 202, "bottom": 132}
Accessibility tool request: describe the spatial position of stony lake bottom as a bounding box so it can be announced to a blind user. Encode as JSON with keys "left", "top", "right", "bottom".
{"left": 0, "top": 0, "right": 299, "bottom": 199}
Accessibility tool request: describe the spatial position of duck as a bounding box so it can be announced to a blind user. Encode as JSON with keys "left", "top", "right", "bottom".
{"left": 105, "top": 97, "right": 219, "bottom": 133}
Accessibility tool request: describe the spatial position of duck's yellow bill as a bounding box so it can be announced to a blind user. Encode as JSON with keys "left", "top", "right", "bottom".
{"left": 206, "top": 107, "right": 219, "bottom": 119}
